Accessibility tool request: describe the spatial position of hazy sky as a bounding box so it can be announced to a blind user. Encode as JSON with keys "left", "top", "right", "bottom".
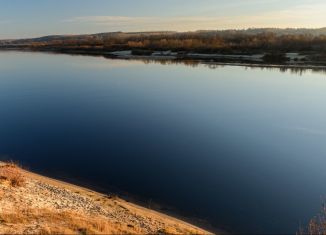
{"left": 1, "top": 0, "right": 326, "bottom": 38}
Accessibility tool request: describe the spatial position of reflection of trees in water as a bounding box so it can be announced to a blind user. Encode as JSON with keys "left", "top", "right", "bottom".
{"left": 134, "top": 58, "right": 326, "bottom": 76}
{"left": 244, "top": 65, "right": 326, "bottom": 76}
{"left": 50, "top": 51, "right": 326, "bottom": 76}
{"left": 141, "top": 59, "right": 201, "bottom": 68}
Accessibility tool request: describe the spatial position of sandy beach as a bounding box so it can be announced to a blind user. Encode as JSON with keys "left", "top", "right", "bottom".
{"left": 0, "top": 162, "right": 213, "bottom": 234}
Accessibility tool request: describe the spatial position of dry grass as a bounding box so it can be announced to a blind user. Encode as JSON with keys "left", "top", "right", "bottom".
{"left": 157, "top": 223, "right": 207, "bottom": 235}
{"left": 0, "top": 208, "right": 205, "bottom": 235}
{"left": 0, "top": 162, "right": 25, "bottom": 187}
{"left": 298, "top": 204, "right": 326, "bottom": 235}
{"left": 159, "top": 227, "right": 194, "bottom": 235}
{"left": 0, "top": 208, "right": 143, "bottom": 235}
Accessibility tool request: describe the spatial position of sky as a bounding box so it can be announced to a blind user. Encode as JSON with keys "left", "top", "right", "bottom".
{"left": 1, "top": 0, "right": 326, "bottom": 39}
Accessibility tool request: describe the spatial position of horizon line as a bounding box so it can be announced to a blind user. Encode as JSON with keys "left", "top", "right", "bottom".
{"left": 2, "top": 27, "right": 326, "bottom": 40}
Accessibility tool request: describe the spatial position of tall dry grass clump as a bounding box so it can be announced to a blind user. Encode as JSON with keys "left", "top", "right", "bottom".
{"left": 0, "top": 162, "right": 25, "bottom": 187}
{"left": 0, "top": 208, "right": 143, "bottom": 235}
{"left": 298, "top": 204, "right": 326, "bottom": 235}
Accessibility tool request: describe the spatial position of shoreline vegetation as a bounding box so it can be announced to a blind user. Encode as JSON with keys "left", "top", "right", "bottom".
{"left": 2, "top": 28, "right": 326, "bottom": 68}
{"left": 0, "top": 162, "right": 213, "bottom": 234}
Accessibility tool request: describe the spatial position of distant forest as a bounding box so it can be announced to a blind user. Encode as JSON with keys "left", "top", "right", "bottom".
{"left": 2, "top": 28, "right": 326, "bottom": 54}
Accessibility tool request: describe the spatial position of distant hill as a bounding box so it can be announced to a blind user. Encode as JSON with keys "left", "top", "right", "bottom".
{"left": 199, "top": 28, "right": 326, "bottom": 36}
{"left": 2, "top": 28, "right": 326, "bottom": 44}
{"left": 0, "top": 31, "right": 178, "bottom": 44}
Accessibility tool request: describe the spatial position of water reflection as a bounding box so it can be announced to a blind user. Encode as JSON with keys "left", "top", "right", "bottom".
{"left": 135, "top": 58, "right": 326, "bottom": 75}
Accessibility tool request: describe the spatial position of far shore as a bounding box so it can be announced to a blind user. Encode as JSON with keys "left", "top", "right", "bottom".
{"left": 1, "top": 48, "right": 326, "bottom": 72}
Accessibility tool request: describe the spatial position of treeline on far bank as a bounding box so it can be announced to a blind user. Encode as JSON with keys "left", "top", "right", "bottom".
{"left": 2, "top": 29, "right": 326, "bottom": 55}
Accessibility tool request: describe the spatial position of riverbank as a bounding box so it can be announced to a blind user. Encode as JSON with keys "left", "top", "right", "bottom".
{"left": 0, "top": 162, "right": 212, "bottom": 234}
{"left": 2, "top": 48, "right": 326, "bottom": 71}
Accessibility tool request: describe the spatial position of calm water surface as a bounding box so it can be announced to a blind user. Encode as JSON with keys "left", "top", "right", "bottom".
{"left": 1, "top": 51, "right": 326, "bottom": 234}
